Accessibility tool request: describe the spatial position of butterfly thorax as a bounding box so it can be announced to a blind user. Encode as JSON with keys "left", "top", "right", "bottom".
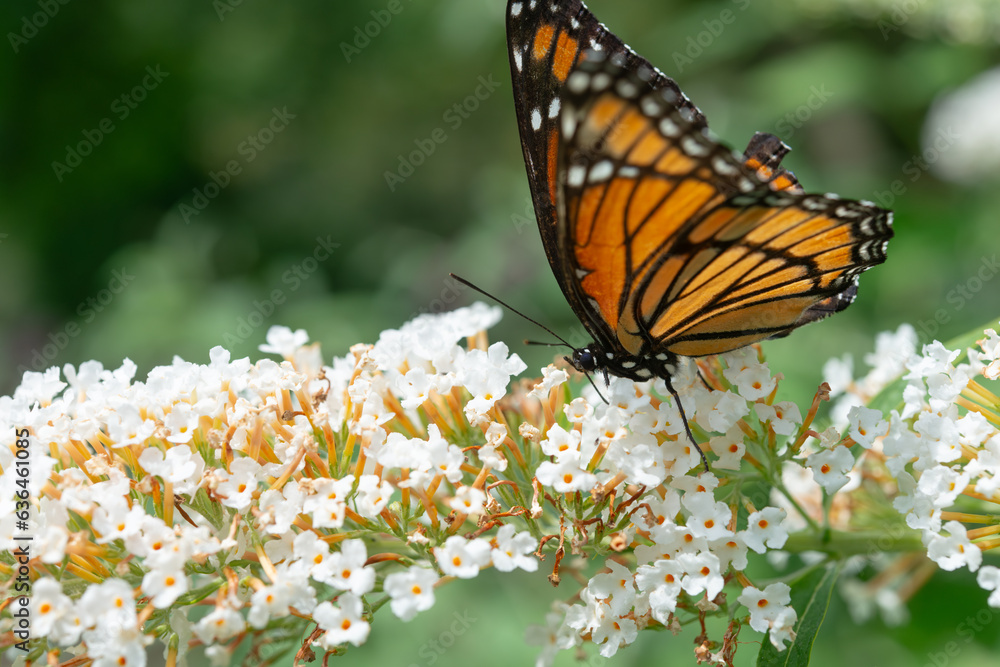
{"left": 569, "top": 344, "right": 678, "bottom": 383}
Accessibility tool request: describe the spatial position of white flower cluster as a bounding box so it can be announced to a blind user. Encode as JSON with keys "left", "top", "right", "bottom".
{"left": 1, "top": 305, "right": 843, "bottom": 665}
{"left": 821, "top": 324, "right": 1000, "bottom": 614}
{"left": 0, "top": 304, "right": 539, "bottom": 663}
{"left": 524, "top": 347, "right": 804, "bottom": 660}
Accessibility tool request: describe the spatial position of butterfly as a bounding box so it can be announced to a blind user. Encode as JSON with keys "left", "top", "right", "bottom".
{"left": 504, "top": 0, "right": 893, "bottom": 464}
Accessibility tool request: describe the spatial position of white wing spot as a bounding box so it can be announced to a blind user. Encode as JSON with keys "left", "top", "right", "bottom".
{"left": 619, "top": 165, "right": 640, "bottom": 178}
{"left": 616, "top": 79, "right": 638, "bottom": 98}
{"left": 510, "top": 2, "right": 522, "bottom": 17}
{"left": 567, "top": 71, "right": 590, "bottom": 94}
{"left": 531, "top": 108, "right": 542, "bottom": 131}
{"left": 561, "top": 112, "right": 577, "bottom": 138}
{"left": 712, "top": 156, "right": 739, "bottom": 176}
{"left": 589, "top": 160, "right": 614, "bottom": 182}
{"left": 681, "top": 135, "right": 709, "bottom": 157}
{"left": 548, "top": 98, "right": 560, "bottom": 118}
{"left": 640, "top": 96, "right": 661, "bottom": 116}
{"left": 568, "top": 165, "right": 587, "bottom": 187}
{"left": 659, "top": 117, "right": 679, "bottom": 137}
{"left": 591, "top": 72, "right": 612, "bottom": 91}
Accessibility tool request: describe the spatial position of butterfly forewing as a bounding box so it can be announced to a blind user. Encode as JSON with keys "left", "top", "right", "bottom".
{"left": 506, "top": 0, "right": 893, "bottom": 371}
{"left": 507, "top": 0, "right": 709, "bottom": 352}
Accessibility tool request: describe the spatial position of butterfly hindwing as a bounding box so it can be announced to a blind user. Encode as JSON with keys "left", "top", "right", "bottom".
{"left": 506, "top": 0, "right": 893, "bottom": 372}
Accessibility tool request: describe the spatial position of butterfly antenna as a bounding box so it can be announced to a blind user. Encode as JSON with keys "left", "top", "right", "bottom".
{"left": 449, "top": 274, "right": 576, "bottom": 349}
{"left": 662, "top": 375, "right": 710, "bottom": 473}
{"left": 524, "top": 340, "right": 571, "bottom": 347}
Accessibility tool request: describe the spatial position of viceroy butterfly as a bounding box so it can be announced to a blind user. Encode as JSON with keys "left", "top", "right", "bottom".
{"left": 504, "top": 0, "right": 893, "bottom": 466}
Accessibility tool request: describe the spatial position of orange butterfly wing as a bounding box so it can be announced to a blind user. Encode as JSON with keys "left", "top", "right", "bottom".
{"left": 507, "top": 0, "right": 892, "bottom": 372}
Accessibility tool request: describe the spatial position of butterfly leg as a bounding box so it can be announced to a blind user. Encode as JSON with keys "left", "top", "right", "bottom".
{"left": 662, "top": 374, "right": 710, "bottom": 473}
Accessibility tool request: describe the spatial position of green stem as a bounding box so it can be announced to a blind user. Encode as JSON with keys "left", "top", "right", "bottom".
{"left": 782, "top": 529, "right": 925, "bottom": 557}
{"left": 775, "top": 484, "right": 822, "bottom": 533}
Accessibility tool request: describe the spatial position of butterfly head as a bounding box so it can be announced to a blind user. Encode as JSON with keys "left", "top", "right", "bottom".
{"left": 567, "top": 346, "right": 599, "bottom": 374}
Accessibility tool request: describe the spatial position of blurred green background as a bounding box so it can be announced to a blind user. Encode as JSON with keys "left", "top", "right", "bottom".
{"left": 3, "top": 0, "right": 1000, "bottom": 664}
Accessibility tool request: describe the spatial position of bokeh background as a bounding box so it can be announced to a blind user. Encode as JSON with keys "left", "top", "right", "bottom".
{"left": 3, "top": 0, "right": 1000, "bottom": 664}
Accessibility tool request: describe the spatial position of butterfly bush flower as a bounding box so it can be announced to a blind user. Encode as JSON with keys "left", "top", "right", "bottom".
{"left": 816, "top": 322, "right": 1000, "bottom": 623}
{"left": 8, "top": 305, "right": 1000, "bottom": 666}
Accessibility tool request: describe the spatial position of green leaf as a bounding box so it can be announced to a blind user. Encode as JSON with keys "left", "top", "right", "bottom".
{"left": 756, "top": 561, "right": 842, "bottom": 667}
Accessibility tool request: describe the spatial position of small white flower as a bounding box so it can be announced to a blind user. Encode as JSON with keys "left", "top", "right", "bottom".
{"left": 448, "top": 485, "right": 488, "bottom": 516}
{"left": 588, "top": 559, "right": 637, "bottom": 616}
{"left": 529, "top": 364, "right": 569, "bottom": 399}
{"left": 742, "top": 508, "right": 789, "bottom": 553}
{"left": 536, "top": 457, "right": 598, "bottom": 493}
{"left": 384, "top": 566, "right": 439, "bottom": 622}
{"left": 30, "top": 578, "right": 73, "bottom": 637}
{"left": 491, "top": 524, "right": 538, "bottom": 572}
{"left": 142, "top": 567, "right": 189, "bottom": 608}
{"left": 314, "top": 594, "right": 371, "bottom": 648}
{"left": 847, "top": 406, "right": 889, "bottom": 448}
{"left": 768, "top": 606, "right": 798, "bottom": 649}
{"left": 682, "top": 492, "right": 733, "bottom": 541}
{"left": 216, "top": 457, "right": 262, "bottom": 511}
{"left": 722, "top": 348, "right": 776, "bottom": 401}
{"left": 917, "top": 466, "right": 971, "bottom": 509}
{"left": 738, "top": 582, "right": 793, "bottom": 634}
{"left": 540, "top": 423, "right": 583, "bottom": 462}
{"left": 304, "top": 476, "right": 355, "bottom": 528}
{"left": 806, "top": 446, "right": 855, "bottom": 494}
{"left": 676, "top": 551, "right": 724, "bottom": 600}
{"left": 193, "top": 606, "right": 246, "bottom": 645}
{"left": 755, "top": 401, "right": 802, "bottom": 437}
{"left": 708, "top": 424, "right": 746, "bottom": 470}
{"left": 635, "top": 559, "right": 684, "bottom": 623}
{"left": 977, "top": 565, "right": 1000, "bottom": 607}
{"left": 695, "top": 390, "right": 750, "bottom": 433}
{"left": 927, "top": 521, "right": 982, "bottom": 572}
{"left": 355, "top": 474, "right": 393, "bottom": 518}
{"left": 591, "top": 611, "right": 637, "bottom": 658}
{"left": 564, "top": 397, "right": 594, "bottom": 423}
{"left": 259, "top": 326, "right": 310, "bottom": 358}
{"left": 435, "top": 536, "right": 492, "bottom": 579}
